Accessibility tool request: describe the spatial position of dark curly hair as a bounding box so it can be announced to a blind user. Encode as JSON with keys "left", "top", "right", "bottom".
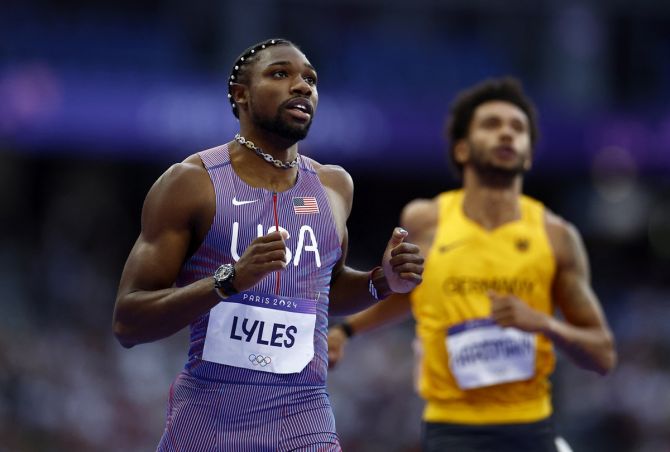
{"left": 445, "top": 77, "right": 539, "bottom": 176}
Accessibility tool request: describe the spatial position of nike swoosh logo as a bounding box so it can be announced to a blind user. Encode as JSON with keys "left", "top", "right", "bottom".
{"left": 232, "top": 197, "right": 259, "bottom": 206}
{"left": 438, "top": 239, "right": 468, "bottom": 253}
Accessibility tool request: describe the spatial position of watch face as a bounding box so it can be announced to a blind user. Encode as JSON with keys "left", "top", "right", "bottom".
{"left": 215, "top": 264, "right": 234, "bottom": 281}
{"left": 214, "top": 264, "right": 237, "bottom": 295}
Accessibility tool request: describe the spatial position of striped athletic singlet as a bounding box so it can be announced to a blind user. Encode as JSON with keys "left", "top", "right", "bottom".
{"left": 411, "top": 190, "right": 557, "bottom": 425}
{"left": 158, "top": 144, "right": 343, "bottom": 451}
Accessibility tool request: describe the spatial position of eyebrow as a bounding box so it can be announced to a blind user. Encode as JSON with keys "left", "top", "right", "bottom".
{"left": 480, "top": 113, "right": 527, "bottom": 124}
{"left": 266, "top": 61, "right": 317, "bottom": 72}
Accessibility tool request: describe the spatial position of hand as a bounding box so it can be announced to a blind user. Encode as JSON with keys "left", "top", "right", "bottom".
{"left": 232, "top": 231, "right": 288, "bottom": 292}
{"left": 381, "top": 227, "right": 424, "bottom": 294}
{"left": 489, "top": 291, "right": 550, "bottom": 333}
{"left": 327, "top": 325, "right": 349, "bottom": 369}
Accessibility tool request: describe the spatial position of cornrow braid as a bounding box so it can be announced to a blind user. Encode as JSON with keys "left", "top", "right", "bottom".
{"left": 227, "top": 38, "right": 295, "bottom": 118}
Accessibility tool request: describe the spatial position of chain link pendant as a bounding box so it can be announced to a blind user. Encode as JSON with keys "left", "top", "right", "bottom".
{"left": 234, "top": 134, "right": 299, "bottom": 169}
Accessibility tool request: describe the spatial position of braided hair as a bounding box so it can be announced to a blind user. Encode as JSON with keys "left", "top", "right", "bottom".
{"left": 227, "top": 38, "right": 296, "bottom": 118}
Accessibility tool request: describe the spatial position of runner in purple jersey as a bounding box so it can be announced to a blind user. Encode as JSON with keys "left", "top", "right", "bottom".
{"left": 113, "top": 38, "right": 425, "bottom": 451}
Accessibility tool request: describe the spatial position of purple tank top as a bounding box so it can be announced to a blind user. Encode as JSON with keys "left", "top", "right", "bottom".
{"left": 176, "top": 144, "right": 342, "bottom": 386}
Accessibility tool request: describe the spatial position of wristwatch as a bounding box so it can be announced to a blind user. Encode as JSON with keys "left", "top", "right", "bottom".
{"left": 213, "top": 264, "right": 238, "bottom": 297}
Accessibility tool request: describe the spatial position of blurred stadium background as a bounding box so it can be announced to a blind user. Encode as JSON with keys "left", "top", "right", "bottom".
{"left": 1, "top": 1, "right": 669, "bottom": 451}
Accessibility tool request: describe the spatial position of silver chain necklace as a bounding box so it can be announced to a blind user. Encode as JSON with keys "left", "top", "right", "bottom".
{"left": 234, "top": 134, "right": 299, "bottom": 170}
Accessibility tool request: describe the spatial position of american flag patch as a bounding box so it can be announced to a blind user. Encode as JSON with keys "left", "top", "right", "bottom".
{"left": 292, "top": 196, "right": 319, "bottom": 214}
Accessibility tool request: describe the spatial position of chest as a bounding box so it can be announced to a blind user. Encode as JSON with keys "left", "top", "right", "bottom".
{"left": 424, "top": 222, "right": 554, "bottom": 291}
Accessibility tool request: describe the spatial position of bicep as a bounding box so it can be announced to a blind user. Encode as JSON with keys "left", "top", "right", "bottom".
{"left": 330, "top": 226, "right": 349, "bottom": 286}
{"left": 320, "top": 164, "right": 353, "bottom": 283}
{"left": 318, "top": 163, "right": 353, "bottom": 244}
{"left": 118, "top": 227, "right": 191, "bottom": 295}
{"left": 552, "top": 224, "right": 608, "bottom": 329}
{"left": 117, "top": 164, "right": 207, "bottom": 296}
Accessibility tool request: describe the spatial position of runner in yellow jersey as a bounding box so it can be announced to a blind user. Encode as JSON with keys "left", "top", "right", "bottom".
{"left": 328, "top": 78, "right": 616, "bottom": 452}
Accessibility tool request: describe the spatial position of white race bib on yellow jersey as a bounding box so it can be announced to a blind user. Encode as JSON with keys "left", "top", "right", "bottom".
{"left": 446, "top": 318, "right": 536, "bottom": 389}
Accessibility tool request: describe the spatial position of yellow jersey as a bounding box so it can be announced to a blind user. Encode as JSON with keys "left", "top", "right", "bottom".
{"left": 410, "top": 190, "right": 556, "bottom": 424}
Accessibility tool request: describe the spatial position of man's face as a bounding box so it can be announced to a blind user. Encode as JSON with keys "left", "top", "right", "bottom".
{"left": 245, "top": 45, "right": 318, "bottom": 141}
{"left": 463, "top": 100, "right": 532, "bottom": 177}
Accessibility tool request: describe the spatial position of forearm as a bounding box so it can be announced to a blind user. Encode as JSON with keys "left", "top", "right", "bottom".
{"left": 343, "top": 292, "right": 412, "bottom": 336}
{"left": 327, "top": 291, "right": 412, "bottom": 370}
{"left": 328, "top": 267, "right": 381, "bottom": 316}
{"left": 113, "top": 277, "right": 220, "bottom": 347}
{"left": 543, "top": 317, "right": 617, "bottom": 375}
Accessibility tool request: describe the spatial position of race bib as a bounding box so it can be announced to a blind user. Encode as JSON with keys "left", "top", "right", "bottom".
{"left": 446, "top": 318, "right": 536, "bottom": 390}
{"left": 202, "top": 291, "right": 316, "bottom": 374}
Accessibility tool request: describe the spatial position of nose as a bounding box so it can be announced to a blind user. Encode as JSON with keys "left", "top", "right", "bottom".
{"left": 290, "top": 76, "right": 313, "bottom": 96}
{"left": 498, "top": 123, "right": 514, "bottom": 143}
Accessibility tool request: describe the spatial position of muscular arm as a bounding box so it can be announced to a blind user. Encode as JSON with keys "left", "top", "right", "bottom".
{"left": 334, "top": 198, "right": 436, "bottom": 321}
{"left": 327, "top": 198, "right": 436, "bottom": 366}
{"left": 113, "top": 156, "right": 289, "bottom": 348}
{"left": 493, "top": 214, "right": 618, "bottom": 375}
{"left": 327, "top": 229, "right": 381, "bottom": 315}
{"left": 318, "top": 164, "right": 371, "bottom": 315}
{"left": 544, "top": 217, "right": 617, "bottom": 375}
{"left": 318, "top": 165, "right": 424, "bottom": 316}
{"left": 113, "top": 158, "right": 220, "bottom": 348}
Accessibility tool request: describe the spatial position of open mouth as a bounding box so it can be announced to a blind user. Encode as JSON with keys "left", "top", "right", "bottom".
{"left": 284, "top": 98, "right": 313, "bottom": 122}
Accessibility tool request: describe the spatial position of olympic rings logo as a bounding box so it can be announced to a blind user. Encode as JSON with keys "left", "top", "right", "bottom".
{"left": 249, "top": 354, "right": 272, "bottom": 367}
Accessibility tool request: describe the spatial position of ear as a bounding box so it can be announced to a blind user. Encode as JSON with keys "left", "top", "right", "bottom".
{"left": 523, "top": 157, "right": 533, "bottom": 171}
{"left": 230, "top": 83, "right": 249, "bottom": 112}
{"left": 453, "top": 139, "right": 469, "bottom": 165}
{"left": 523, "top": 148, "right": 533, "bottom": 171}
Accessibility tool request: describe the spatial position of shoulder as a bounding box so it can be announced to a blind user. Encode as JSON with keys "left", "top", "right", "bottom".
{"left": 544, "top": 208, "right": 580, "bottom": 242}
{"left": 152, "top": 155, "right": 209, "bottom": 200}
{"left": 311, "top": 160, "right": 354, "bottom": 209}
{"left": 142, "top": 154, "right": 213, "bottom": 227}
{"left": 169, "top": 154, "right": 208, "bottom": 180}
{"left": 307, "top": 160, "right": 353, "bottom": 239}
{"left": 312, "top": 160, "right": 353, "bottom": 191}
{"left": 401, "top": 196, "right": 440, "bottom": 235}
{"left": 543, "top": 208, "right": 585, "bottom": 267}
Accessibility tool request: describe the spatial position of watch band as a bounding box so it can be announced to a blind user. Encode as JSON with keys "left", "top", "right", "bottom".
{"left": 339, "top": 322, "right": 355, "bottom": 338}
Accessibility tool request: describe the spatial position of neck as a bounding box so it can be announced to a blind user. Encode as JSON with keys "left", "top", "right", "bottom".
{"left": 461, "top": 169, "right": 523, "bottom": 230}
{"left": 229, "top": 131, "right": 299, "bottom": 192}
{"left": 238, "top": 127, "right": 299, "bottom": 162}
